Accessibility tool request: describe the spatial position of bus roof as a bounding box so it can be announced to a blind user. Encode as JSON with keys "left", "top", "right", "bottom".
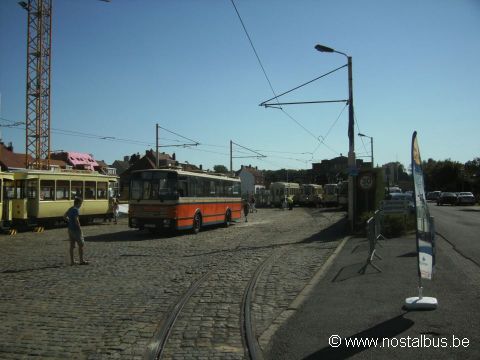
{"left": 131, "top": 168, "right": 240, "bottom": 182}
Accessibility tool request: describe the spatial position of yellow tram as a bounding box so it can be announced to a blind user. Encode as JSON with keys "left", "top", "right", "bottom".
{"left": 1, "top": 169, "right": 117, "bottom": 230}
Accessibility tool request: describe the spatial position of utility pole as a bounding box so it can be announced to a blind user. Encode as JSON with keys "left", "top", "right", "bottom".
{"left": 230, "top": 140, "right": 233, "bottom": 175}
{"left": 156, "top": 123, "right": 159, "bottom": 168}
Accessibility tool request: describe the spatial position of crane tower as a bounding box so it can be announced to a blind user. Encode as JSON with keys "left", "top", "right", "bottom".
{"left": 21, "top": 0, "right": 52, "bottom": 169}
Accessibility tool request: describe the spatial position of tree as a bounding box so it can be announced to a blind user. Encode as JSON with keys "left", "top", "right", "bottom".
{"left": 213, "top": 165, "right": 229, "bottom": 174}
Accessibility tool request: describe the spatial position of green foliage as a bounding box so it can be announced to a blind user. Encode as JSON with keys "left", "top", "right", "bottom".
{"left": 213, "top": 165, "right": 229, "bottom": 173}
{"left": 381, "top": 214, "right": 415, "bottom": 238}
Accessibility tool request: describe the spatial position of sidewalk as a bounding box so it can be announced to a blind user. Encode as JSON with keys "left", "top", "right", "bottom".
{"left": 266, "top": 233, "right": 480, "bottom": 359}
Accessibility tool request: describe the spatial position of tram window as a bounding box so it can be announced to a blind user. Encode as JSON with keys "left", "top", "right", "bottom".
{"left": 215, "top": 181, "right": 224, "bottom": 196}
{"left": 40, "top": 180, "right": 54, "bottom": 201}
{"left": 4, "top": 180, "right": 15, "bottom": 199}
{"left": 97, "top": 182, "right": 107, "bottom": 199}
{"left": 27, "top": 180, "right": 37, "bottom": 199}
{"left": 56, "top": 181, "right": 70, "bottom": 200}
{"left": 71, "top": 181, "right": 83, "bottom": 199}
{"left": 85, "top": 182, "right": 96, "bottom": 199}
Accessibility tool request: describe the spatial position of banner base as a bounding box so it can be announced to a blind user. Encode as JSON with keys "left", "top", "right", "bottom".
{"left": 405, "top": 296, "right": 437, "bottom": 310}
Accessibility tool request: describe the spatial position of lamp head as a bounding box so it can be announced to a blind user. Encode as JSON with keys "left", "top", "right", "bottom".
{"left": 315, "top": 44, "right": 335, "bottom": 53}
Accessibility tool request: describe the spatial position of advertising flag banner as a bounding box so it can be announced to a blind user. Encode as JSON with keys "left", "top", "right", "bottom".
{"left": 411, "top": 131, "right": 434, "bottom": 280}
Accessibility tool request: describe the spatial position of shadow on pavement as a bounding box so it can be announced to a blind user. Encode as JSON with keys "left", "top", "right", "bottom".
{"left": 85, "top": 230, "right": 175, "bottom": 242}
{"left": 331, "top": 261, "right": 379, "bottom": 282}
{"left": 397, "top": 251, "right": 417, "bottom": 258}
{"left": 300, "top": 217, "right": 348, "bottom": 245}
{"left": 302, "top": 313, "right": 414, "bottom": 360}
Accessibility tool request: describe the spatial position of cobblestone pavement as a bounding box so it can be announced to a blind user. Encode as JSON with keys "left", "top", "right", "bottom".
{"left": 0, "top": 208, "right": 346, "bottom": 359}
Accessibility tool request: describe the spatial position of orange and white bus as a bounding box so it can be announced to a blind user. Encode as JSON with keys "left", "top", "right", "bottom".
{"left": 128, "top": 168, "right": 242, "bottom": 233}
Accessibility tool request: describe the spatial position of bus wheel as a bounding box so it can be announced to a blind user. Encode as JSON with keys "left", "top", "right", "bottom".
{"left": 224, "top": 210, "right": 231, "bottom": 228}
{"left": 192, "top": 213, "right": 202, "bottom": 234}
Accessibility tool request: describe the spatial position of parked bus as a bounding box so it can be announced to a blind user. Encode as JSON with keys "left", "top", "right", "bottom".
{"left": 2, "top": 169, "right": 117, "bottom": 230}
{"left": 269, "top": 182, "right": 300, "bottom": 207}
{"left": 296, "top": 184, "right": 323, "bottom": 207}
{"left": 128, "top": 169, "right": 242, "bottom": 233}
{"left": 323, "top": 183, "right": 339, "bottom": 207}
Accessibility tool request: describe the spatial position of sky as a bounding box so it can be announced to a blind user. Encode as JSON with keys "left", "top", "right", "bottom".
{"left": 1, "top": 0, "right": 479, "bottom": 172}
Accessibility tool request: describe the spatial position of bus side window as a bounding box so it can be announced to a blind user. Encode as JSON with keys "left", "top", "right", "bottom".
{"left": 177, "top": 176, "right": 188, "bottom": 197}
{"left": 187, "top": 177, "right": 196, "bottom": 197}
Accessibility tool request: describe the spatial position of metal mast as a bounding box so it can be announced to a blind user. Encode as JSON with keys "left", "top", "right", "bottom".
{"left": 23, "top": 0, "right": 53, "bottom": 169}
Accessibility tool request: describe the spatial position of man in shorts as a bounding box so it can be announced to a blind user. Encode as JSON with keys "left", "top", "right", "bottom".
{"left": 64, "top": 197, "right": 88, "bottom": 265}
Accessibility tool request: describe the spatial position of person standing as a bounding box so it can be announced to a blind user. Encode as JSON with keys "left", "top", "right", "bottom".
{"left": 64, "top": 197, "right": 88, "bottom": 266}
{"left": 243, "top": 199, "right": 250, "bottom": 222}
{"left": 112, "top": 198, "right": 119, "bottom": 224}
{"left": 250, "top": 195, "right": 257, "bottom": 213}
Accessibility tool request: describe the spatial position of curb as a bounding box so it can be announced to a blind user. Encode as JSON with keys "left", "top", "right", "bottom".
{"left": 258, "top": 235, "right": 352, "bottom": 351}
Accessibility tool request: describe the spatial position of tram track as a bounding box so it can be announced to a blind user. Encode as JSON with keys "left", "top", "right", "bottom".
{"left": 144, "top": 211, "right": 345, "bottom": 359}
{"left": 145, "top": 267, "right": 216, "bottom": 360}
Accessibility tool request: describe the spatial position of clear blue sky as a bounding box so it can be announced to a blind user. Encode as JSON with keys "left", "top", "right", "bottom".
{"left": 1, "top": 0, "right": 479, "bottom": 171}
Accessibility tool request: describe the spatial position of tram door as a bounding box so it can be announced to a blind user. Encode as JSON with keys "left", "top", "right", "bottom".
{"left": 26, "top": 179, "right": 39, "bottom": 218}
{"left": 2, "top": 179, "right": 14, "bottom": 223}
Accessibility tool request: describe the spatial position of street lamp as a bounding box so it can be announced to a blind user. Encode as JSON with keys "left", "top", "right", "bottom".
{"left": 315, "top": 43, "right": 356, "bottom": 231}
{"left": 358, "top": 133, "right": 374, "bottom": 168}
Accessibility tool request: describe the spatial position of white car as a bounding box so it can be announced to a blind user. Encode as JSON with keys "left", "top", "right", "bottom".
{"left": 456, "top": 192, "right": 476, "bottom": 205}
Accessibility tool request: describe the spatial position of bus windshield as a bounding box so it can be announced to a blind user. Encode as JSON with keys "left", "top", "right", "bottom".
{"left": 131, "top": 171, "right": 178, "bottom": 200}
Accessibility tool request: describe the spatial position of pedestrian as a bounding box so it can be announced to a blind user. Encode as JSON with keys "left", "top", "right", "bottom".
{"left": 250, "top": 195, "right": 257, "bottom": 213}
{"left": 112, "top": 197, "right": 119, "bottom": 224}
{"left": 243, "top": 199, "right": 250, "bottom": 222}
{"left": 287, "top": 196, "right": 294, "bottom": 210}
{"left": 64, "top": 197, "right": 88, "bottom": 266}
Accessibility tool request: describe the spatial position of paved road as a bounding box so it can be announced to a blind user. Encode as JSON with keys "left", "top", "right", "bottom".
{"left": 429, "top": 203, "right": 480, "bottom": 266}
{"left": 267, "top": 205, "right": 480, "bottom": 359}
{"left": 0, "top": 208, "right": 346, "bottom": 359}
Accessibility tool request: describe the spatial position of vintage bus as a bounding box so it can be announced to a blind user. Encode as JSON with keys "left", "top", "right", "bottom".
{"left": 5, "top": 169, "right": 118, "bottom": 229}
{"left": 128, "top": 169, "right": 242, "bottom": 233}
{"left": 296, "top": 184, "right": 323, "bottom": 207}
{"left": 269, "top": 182, "right": 300, "bottom": 207}
{"left": 323, "top": 183, "right": 339, "bottom": 207}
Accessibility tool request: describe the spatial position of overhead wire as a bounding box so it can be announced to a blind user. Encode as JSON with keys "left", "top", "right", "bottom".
{"left": 230, "top": 0, "right": 328, "bottom": 154}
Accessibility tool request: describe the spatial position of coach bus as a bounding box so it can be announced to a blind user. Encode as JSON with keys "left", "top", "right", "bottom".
{"left": 6, "top": 169, "right": 117, "bottom": 229}
{"left": 296, "top": 184, "right": 323, "bottom": 207}
{"left": 128, "top": 168, "right": 242, "bottom": 233}
{"left": 269, "top": 182, "right": 300, "bottom": 207}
